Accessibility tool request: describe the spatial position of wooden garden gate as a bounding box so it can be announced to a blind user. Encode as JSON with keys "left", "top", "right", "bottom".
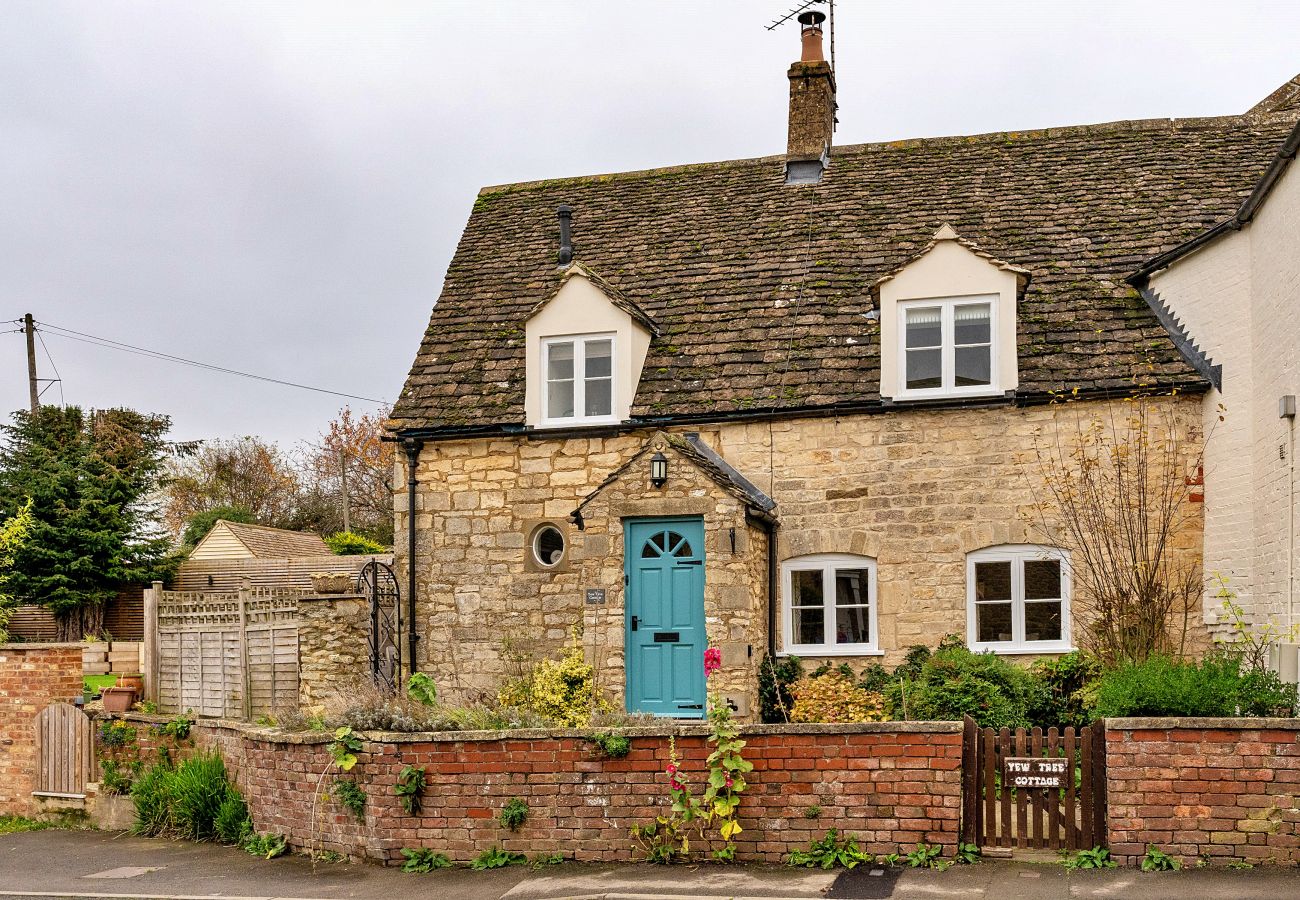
{"left": 961, "top": 717, "right": 1107, "bottom": 851}
{"left": 33, "top": 703, "right": 96, "bottom": 800}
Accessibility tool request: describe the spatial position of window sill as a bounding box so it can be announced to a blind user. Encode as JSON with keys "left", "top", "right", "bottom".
{"left": 892, "top": 386, "right": 1003, "bottom": 402}
{"left": 968, "top": 644, "right": 1076, "bottom": 655}
{"left": 778, "top": 647, "right": 884, "bottom": 658}
{"left": 536, "top": 416, "right": 622, "bottom": 430}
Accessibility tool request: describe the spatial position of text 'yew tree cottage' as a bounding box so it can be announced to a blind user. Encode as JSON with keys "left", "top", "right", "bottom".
{"left": 390, "top": 16, "right": 1300, "bottom": 719}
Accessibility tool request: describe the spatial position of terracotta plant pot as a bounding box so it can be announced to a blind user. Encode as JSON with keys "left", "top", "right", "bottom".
{"left": 116, "top": 674, "right": 144, "bottom": 694}
{"left": 101, "top": 687, "right": 137, "bottom": 714}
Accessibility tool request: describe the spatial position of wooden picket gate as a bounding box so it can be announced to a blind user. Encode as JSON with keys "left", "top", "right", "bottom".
{"left": 33, "top": 703, "right": 96, "bottom": 799}
{"left": 961, "top": 717, "right": 1107, "bottom": 851}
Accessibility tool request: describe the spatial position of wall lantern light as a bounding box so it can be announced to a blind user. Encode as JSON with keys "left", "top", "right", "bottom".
{"left": 650, "top": 451, "right": 669, "bottom": 488}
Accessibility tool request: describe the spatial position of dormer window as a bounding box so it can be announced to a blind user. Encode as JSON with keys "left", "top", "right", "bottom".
{"left": 543, "top": 334, "right": 615, "bottom": 425}
{"left": 525, "top": 262, "right": 658, "bottom": 430}
{"left": 900, "top": 297, "right": 996, "bottom": 396}
{"left": 874, "top": 224, "right": 1029, "bottom": 403}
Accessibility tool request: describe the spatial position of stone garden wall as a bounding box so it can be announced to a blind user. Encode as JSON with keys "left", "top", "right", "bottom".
{"left": 297, "top": 594, "right": 371, "bottom": 710}
{"left": 1107, "top": 719, "right": 1300, "bottom": 866}
{"left": 0, "top": 643, "right": 83, "bottom": 815}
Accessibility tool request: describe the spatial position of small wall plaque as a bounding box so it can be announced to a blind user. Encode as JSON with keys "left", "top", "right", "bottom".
{"left": 585, "top": 588, "right": 606, "bottom": 605}
{"left": 1003, "top": 757, "right": 1068, "bottom": 789}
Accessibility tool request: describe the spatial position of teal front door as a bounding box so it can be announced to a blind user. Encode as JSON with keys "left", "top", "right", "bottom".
{"left": 625, "top": 517, "right": 706, "bottom": 718}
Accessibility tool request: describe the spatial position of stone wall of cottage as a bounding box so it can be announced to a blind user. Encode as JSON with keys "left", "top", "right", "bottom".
{"left": 395, "top": 394, "right": 1205, "bottom": 714}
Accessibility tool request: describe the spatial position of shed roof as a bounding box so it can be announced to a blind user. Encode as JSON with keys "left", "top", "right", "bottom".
{"left": 191, "top": 520, "right": 332, "bottom": 560}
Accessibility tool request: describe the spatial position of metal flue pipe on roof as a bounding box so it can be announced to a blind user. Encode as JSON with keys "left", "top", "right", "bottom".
{"left": 557, "top": 205, "right": 573, "bottom": 267}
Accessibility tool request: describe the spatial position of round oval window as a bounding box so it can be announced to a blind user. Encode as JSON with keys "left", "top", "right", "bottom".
{"left": 532, "top": 525, "right": 565, "bottom": 567}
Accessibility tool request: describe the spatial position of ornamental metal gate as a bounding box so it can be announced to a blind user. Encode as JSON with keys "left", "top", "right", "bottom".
{"left": 961, "top": 717, "right": 1107, "bottom": 852}
{"left": 358, "top": 559, "right": 400, "bottom": 693}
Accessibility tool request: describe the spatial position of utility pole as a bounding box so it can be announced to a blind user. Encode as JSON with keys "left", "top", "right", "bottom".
{"left": 24, "top": 314, "right": 38, "bottom": 413}
{"left": 340, "top": 450, "right": 351, "bottom": 533}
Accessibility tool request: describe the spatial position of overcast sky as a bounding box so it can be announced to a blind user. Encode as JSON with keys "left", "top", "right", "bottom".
{"left": 3, "top": 0, "right": 1297, "bottom": 447}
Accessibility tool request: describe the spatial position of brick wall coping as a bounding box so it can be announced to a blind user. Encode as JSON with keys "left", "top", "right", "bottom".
{"left": 0, "top": 642, "right": 85, "bottom": 650}
{"left": 114, "top": 711, "right": 961, "bottom": 745}
{"left": 1105, "top": 716, "right": 1300, "bottom": 730}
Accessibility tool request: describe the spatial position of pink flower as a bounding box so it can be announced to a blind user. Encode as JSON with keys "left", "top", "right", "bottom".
{"left": 665, "top": 763, "right": 678, "bottom": 775}
{"left": 703, "top": 646, "right": 722, "bottom": 677}
{"left": 724, "top": 775, "right": 734, "bottom": 789}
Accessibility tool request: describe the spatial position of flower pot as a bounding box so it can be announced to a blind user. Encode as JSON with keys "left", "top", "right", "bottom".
{"left": 116, "top": 674, "right": 144, "bottom": 694}
{"left": 310, "top": 572, "right": 354, "bottom": 594}
{"left": 101, "top": 687, "right": 137, "bottom": 714}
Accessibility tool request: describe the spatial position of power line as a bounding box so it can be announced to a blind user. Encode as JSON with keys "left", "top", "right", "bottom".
{"left": 34, "top": 328, "right": 65, "bottom": 407}
{"left": 35, "top": 320, "right": 388, "bottom": 405}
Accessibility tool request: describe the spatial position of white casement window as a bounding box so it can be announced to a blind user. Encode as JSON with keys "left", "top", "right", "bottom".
{"left": 542, "top": 334, "right": 616, "bottom": 426}
{"left": 898, "top": 296, "right": 998, "bottom": 398}
{"left": 967, "top": 545, "right": 1072, "bottom": 653}
{"left": 781, "top": 554, "right": 880, "bottom": 656}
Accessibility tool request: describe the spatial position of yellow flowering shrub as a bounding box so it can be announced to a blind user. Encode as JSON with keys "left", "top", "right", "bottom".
{"left": 498, "top": 628, "right": 609, "bottom": 727}
{"left": 789, "top": 672, "right": 885, "bottom": 724}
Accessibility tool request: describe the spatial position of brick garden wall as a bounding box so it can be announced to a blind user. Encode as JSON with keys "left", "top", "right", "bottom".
{"left": 0, "top": 643, "right": 84, "bottom": 815}
{"left": 106, "top": 717, "right": 962, "bottom": 864}
{"left": 1107, "top": 719, "right": 1300, "bottom": 866}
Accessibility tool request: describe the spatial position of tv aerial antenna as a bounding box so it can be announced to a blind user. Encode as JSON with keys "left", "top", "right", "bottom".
{"left": 765, "top": 0, "right": 835, "bottom": 75}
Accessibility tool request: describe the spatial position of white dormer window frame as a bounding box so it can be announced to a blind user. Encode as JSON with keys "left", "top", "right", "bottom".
{"left": 895, "top": 294, "right": 1001, "bottom": 400}
{"left": 540, "top": 333, "right": 619, "bottom": 427}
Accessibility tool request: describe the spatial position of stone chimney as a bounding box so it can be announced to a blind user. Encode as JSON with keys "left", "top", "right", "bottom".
{"left": 785, "top": 10, "right": 835, "bottom": 184}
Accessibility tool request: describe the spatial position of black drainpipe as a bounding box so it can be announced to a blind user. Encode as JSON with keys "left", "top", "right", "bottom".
{"left": 403, "top": 437, "right": 424, "bottom": 677}
{"left": 765, "top": 518, "right": 779, "bottom": 659}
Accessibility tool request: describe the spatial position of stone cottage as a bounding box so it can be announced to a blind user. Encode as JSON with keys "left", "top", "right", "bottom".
{"left": 388, "top": 14, "right": 1300, "bottom": 717}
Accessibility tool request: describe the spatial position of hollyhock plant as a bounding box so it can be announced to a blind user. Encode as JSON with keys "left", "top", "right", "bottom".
{"left": 704, "top": 646, "right": 722, "bottom": 677}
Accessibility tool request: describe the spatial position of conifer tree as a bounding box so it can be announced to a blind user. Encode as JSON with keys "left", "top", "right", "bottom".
{"left": 0, "top": 406, "right": 174, "bottom": 639}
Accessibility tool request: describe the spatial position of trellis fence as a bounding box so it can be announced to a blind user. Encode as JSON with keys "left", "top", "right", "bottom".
{"left": 145, "top": 582, "right": 302, "bottom": 719}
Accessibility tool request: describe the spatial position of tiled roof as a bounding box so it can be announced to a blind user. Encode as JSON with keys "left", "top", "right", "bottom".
{"left": 220, "top": 521, "right": 331, "bottom": 559}
{"left": 391, "top": 108, "right": 1299, "bottom": 433}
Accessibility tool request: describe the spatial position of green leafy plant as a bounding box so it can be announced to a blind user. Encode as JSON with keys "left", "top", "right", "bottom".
{"left": 99, "top": 760, "right": 134, "bottom": 796}
{"left": 401, "top": 848, "right": 452, "bottom": 873}
{"left": 499, "top": 797, "right": 528, "bottom": 831}
{"left": 0, "top": 815, "right": 50, "bottom": 834}
{"left": 316, "top": 850, "right": 344, "bottom": 863}
{"left": 244, "top": 832, "right": 288, "bottom": 859}
{"left": 395, "top": 765, "right": 426, "bottom": 815}
{"left": 1094, "top": 655, "right": 1297, "bottom": 718}
{"left": 631, "top": 737, "right": 702, "bottom": 864}
{"left": 130, "top": 762, "right": 175, "bottom": 836}
{"left": 591, "top": 731, "right": 631, "bottom": 758}
{"left": 406, "top": 673, "right": 438, "bottom": 706}
{"left": 167, "top": 753, "right": 230, "bottom": 841}
{"left": 882, "top": 851, "right": 901, "bottom": 867}
{"left": 1061, "top": 846, "right": 1116, "bottom": 871}
{"left": 1226, "top": 861, "right": 1255, "bottom": 869}
{"left": 757, "top": 653, "right": 803, "bottom": 723}
{"left": 98, "top": 718, "right": 136, "bottom": 748}
{"left": 133, "top": 700, "right": 159, "bottom": 714}
{"left": 886, "top": 643, "right": 1047, "bottom": 729}
{"left": 787, "top": 829, "right": 874, "bottom": 870}
{"left": 471, "top": 846, "right": 526, "bottom": 870}
{"left": 955, "top": 841, "right": 981, "bottom": 865}
{"left": 530, "top": 852, "right": 564, "bottom": 868}
{"left": 906, "top": 843, "right": 943, "bottom": 869}
{"left": 326, "top": 531, "right": 388, "bottom": 555}
{"left": 700, "top": 650, "right": 752, "bottom": 861}
{"left": 497, "top": 625, "right": 609, "bottom": 727}
{"left": 160, "top": 715, "right": 193, "bottom": 741}
{"left": 214, "top": 794, "right": 251, "bottom": 845}
{"left": 328, "top": 727, "right": 363, "bottom": 771}
{"left": 1028, "top": 651, "right": 1102, "bottom": 728}
{"left": 789, "top": 671, "right": 885, "bottom": 723}
{"left": 333, "top": 778, "right": 366, "bottom": 820}
{"left": 1141, "top": 845, "right": 1180, "bottom": 872}
{"left": 804, "top": 805, "right": 822, "bottom": 819}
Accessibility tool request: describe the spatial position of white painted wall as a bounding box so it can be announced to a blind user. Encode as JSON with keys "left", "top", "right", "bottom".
{"left": 1152, "top": 160, "right": 1300, "bottom": 631}
{"left": 879, "top": 239, "right": 1020, "bottom": 400}
{"left": 524, "top": 270, "right": 651, "bottom": 427}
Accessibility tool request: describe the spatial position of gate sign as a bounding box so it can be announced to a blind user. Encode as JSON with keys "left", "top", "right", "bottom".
{"left": 1004, "top": 757, "right": 1068, "bottom": 789}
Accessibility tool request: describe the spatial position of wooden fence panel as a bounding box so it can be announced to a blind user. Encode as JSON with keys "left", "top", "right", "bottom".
{"left": 155, "top": 586, "right": 301, "bottom": 720}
